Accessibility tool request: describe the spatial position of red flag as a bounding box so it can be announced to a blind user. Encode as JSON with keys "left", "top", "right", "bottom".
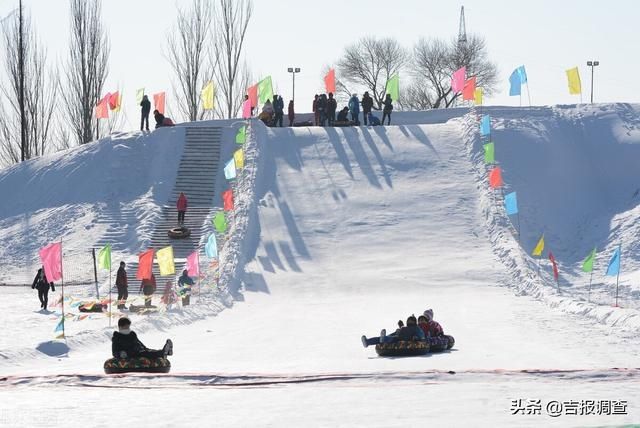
{"left": 39, "top": 242, "right": 62, "bottom": 282}
{"left": 462, "top": 77, "right": 476, "bottom": 101}
{"left": 324, "top": 69, "right": 336, "bottom": 94}
{"left": 96, "top": 96, "right": 109, "bottom": 119}
{"left": 108, "top": 91, "right": 120, "bottom": 110}
{"left": 488, "top": 167, "right": 503, "bottom": 188}
{"left": 222, "top": 189, "right": 234, "bottom": 211}
{"left": 136, "top": 249, "right": 155, "bottom": 280}
{"left": 549, "top": 251, "right": 559, "bottom": 280}
{"left": 247, "top": 84, "right": 258, "bottom": 108}
{"left": 153, "top": 92, "right": 166, "bottom": 114}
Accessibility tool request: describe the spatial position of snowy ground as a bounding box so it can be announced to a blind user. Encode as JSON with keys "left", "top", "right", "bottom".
{"left": 2, "top": 106, "right": 640, "bottom": 427}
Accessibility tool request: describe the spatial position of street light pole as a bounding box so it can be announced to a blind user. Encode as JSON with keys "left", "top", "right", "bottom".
{"left": 287, "top": 67, "right": 301, "bottom": 104}
{"left": 586, "top": 60, "right": 599, "bottom": 104}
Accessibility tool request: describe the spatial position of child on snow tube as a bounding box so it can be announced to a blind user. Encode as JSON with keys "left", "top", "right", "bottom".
{"left": 361, "top": 315, "right": 425, "bottom": 347}
{"left": 419, "top": 310, "right": 454, "bottom": 351}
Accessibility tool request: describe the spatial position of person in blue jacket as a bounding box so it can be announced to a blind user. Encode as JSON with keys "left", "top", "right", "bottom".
{"left": 177, "top": 269, "right": 195, "bottom": 306}
{"left": 348, "top": 94, "right": 360, "bottom": 124}
{"left": 367, "top": 112, "right": 381, "bottom": 126}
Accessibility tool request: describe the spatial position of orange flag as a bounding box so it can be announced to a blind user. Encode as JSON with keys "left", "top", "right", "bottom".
{"left": 96, "top": 96, "right": 109, "bottom": 119}
{"left": 247, "top": 84, "right": 258, "bottom": 108}
{"left": 324, "top": 69, "right": 336, "bottom": 94}
{"left": 222, "top": 189, "right": 234, "bottom": 211}
{"left": 489, "top": 166, "right": 503, "bottom": 188}
{"left": 153, "top": 92, "right": 166, "bottom": 114}
{"left": 108, "top": 91, "right": 120, "bottom": 111}
{"left": 462, "top": 77, "right": 476, "bottom": 101}
{"left": 136, "top": 249, "right": 155, "bottom": 280}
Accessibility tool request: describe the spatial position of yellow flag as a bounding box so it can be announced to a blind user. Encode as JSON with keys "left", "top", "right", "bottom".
{"left": 566, "top": 67, "right": 581, "bottom": 95}
{"left": 234, "top": 149, "right": 244, "bottom": 169}
{"left": 201, "top": 81, "right": 215, "bottom": 110}
{"left": 136, "top": 88, "right": 145, "bottom": 104}
{"left": 474, "top": 87, "right": 483, "bottom": 105}
{"left": 114, "top": 92, "right": 122, "bottom": 113}
{"left": 157, "top": 246, "right": 175, "bottom": 276}
{"left": 532, "top": 235, "right": 545, "bottom": 256}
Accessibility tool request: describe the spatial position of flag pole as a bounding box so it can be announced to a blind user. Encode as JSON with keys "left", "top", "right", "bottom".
{"left": 108, "top": 261, "right": 112, "bottom": 327}
{"left": 516, "top": 212, "right": 521, "bottom": 243}
{"left": 60, "top": 240, "right": 65, "bottom": 338}
{"left": 526, "top": 83, "right": 532, "bottom": 107}
{"left": 587, "top": 269, "right": 593, "bottom": 303}
{"left": 615, "top": 243, "right": 621, "bottom": 307}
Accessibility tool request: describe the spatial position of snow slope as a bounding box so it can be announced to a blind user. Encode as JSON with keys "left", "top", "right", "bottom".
{"left": 2, "top": 106, "right": 640, "bottom": 427}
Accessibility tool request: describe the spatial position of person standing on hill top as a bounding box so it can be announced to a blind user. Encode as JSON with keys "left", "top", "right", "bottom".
{"left": 312, "top": 94, "right": 319, "bottom": 126}
{"left": 177, "top": 192, "right": 188, "bottom": 226}
{"left": 31, "top": 267, "right": 54, "bottom": 311}
{"left": 348, "top": 93, "right": 360, "bottom": 124}
{"left": 140, "top": 95, "right": 151, "bottom": 131}
{"left": 327, "top": 92, "right": 337, "bottom": 126}
{"left": 274, "top": 95, "right": 284, "bottom": 127}
{"left": 382, "top": 94, "right": 393, "bottom": 125}
{"left": 116, "top": 261, "right": 128, "bottom": 310}
{"left": 288, "top": 100, "right": 295, "bottom": 127}
{"left": 361, "top": 92, "right": 374, "bottom": 126}
{"left": 317, "top": 94, "right": 327, "bottom": 126}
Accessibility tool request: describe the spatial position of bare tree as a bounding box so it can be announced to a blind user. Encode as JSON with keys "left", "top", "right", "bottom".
{"left": 408, "top": 35, "right": 498, "bottom": 109}
{"left": 166, "top": 0, "right": 213, "bottom": 122}
{"left": 61, "top": 0, "right": 110, "bottom": 146}
{"left": 0, "top": 5, "right": 57, "bottom": 166}
{"left": 337, "top": 37, "right": 407, "bottom": 109}
{"left": 212, "top": 0, "right": 252, "bottom": 119}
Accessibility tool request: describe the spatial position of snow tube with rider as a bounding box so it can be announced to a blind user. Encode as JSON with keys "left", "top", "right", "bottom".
{"left": 104, "top": 356, "right": 171, "bottom": 374}
{"left": 427, "top": 335, "right": 455, "bottom": 352}
{"left": 79, "top": 303, "right": 106, "bottom": 313}
{"left": 167, "top": 227, "right": 191, "bottom": 239}
{"left": 375, "top": 340, "right": 430, "bottom": 357}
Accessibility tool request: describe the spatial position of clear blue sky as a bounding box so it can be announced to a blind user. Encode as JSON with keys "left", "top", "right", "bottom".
{"left": 2, "top": 0, "right": 638, "bottom": 125}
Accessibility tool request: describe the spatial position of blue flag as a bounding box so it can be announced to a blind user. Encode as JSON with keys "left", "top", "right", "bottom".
{"left": 517, "top": 65, "right": 527, "bottom": 84}
{"left": 224, "top": 158, "right": 236, "bottom": 180}
{"left": 480, "top": 115, "right": 491, "bottom": 136}
{"left": 605, "top": 247, "right": 621, "bottom": 276}
{"left": 54, "top": 317, "right": 64, "bottom": 332}
{"left": 509, "top": 69, "right": 521, "bottom": 96}
{"left": 504, "top": 192, "right": 518, "bottom": 215}
{"left": 205, "top": 234, "right": 218, "bottom": 259}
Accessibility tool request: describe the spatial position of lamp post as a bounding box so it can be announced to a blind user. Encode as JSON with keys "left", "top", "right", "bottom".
{"left": 586, "top": 60, "right": 599, "bottom": 104}
{"left": 287, "top": 67, "right": 301, "bottom": 104}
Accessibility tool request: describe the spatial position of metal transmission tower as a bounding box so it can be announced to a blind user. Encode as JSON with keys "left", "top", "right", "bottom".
{"left": 458, "top": 6, "right": 467, "bottom": 45}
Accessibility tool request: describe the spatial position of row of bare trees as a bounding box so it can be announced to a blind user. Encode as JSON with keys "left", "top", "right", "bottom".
{"left": 0, "top": 0, "right": 110, "bottom": 167}
{"left": 335, "top": 35, "right": 498, "bottom": 110}
{"left": 166, "top": 0, "right": 253, "bottom": 122}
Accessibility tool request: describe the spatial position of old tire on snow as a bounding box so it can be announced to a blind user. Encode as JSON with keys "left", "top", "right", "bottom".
{"left": 167, "top": 227, "right": 191, "bottom": 239}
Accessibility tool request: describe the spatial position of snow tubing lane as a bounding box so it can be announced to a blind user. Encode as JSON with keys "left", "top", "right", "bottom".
{"left": 104, "top": 357, "right": 171, "bottom": 374}
{"left": 375, "top": 341, "right": 429, "bottom": 357}
{"left": 167, "top": 227, "right": 191, "bottom": 239}
{"left": 428, "top": 335, "right": 455, "bottom": 352}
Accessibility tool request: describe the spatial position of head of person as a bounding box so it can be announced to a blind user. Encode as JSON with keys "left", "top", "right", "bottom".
{"left": 418, "top": 315, "right": 428, "bottom": 325}
{"left": 406, "top": 315, "right": 417, "bottom": 326}
{"left": 154, "top": 109, "right": 160, "bottom": 116}
{"left": 423, "top": 309, "right": 434, "bottom": 322}
{"left": 342, "top": 107, "right": 349, "bottom": 112}
{"left": 118, "top": 317, "right": 132, "bottom": 332}
{"left": 244, "top": 94, "right": 249, "bottom": 100}
{"left": 120, "top": 261, "right": 125, "bottom": 268}
{"left": 289, "top": 100, "right": 293, "bottom": 105}
{"left": 328, "top": 92, "right": 334, "bottom": 98}
{"left": 314, "top": 94, "right": 318, "bottom": 99}
{"left": 143, "top": 95, "right": 148, "bottom": 101}
{"left": 364, "top": 91, "right": 369, "bottom": 97}
{"left": 385, "top": 93, "right": 392, "bottom": 101}
{"left": 182, "top": 269, "right": 188, "bottom": 276}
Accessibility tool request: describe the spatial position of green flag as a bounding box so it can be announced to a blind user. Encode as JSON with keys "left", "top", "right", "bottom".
{"left": 236, "top": 125, "right": 246, "bottom": 144}
{"left": 258, "top": 76, "right": 273, "bottom": 104}
{"left": 98, "top": 244, "right": 111, "bottom": 270}
{"left": 483, "top": 142, "right": 495, "bottom": 164}
{"left": 213, "top": 211, "right": 227, "bottom": 233}
{"left": 136, "top": 88, "right": 145, "bottom": 104}
{"left": 582, "top": 247, "right": 597, "bottom": 272}
{"left": 385, "top": 74, "right": 399, "bottom": 102}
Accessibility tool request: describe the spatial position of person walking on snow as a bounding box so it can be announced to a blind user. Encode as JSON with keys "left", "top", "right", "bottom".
{"left": 382, "top": 94, "right": 393, "bottom": 125}
{"left": 140, "top": 95, "right": 151, "bottom": 131}
{"left": 348, "top": 94, "right": 360, "bottom": 124}
{"left": 140, "top": 273, "right": 157, "bottom": 307}
{"left": 112, "top": 317, "right": 173, "bottom": 359}
{"left": 177, "top": 192, "right": 188, "bottom": 226}
{"left": 116, "top": 261, "right": 128, "bottom": 310}
{"left": 178, "top": 269, "right": 195, "bottom": 306}
{"left": 31, "top": 267, "right": 54, "bottom": 311}
{"left": 361, "top": 92, "right": 374, "bottom": 126}
{"left": 288, "top": 100, "right": 295, "bottom": 127}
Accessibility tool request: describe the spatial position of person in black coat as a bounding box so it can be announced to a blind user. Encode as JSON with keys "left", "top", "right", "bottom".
{"left": 336, "top": 107, "right": 349, "bottom": 122}
{"left": 317, "top": 94, "right": 328, "bottom": 126}
{"left": 382, "top": 94, "right": 393, "bottom": 125}
{"left": 361, "top": 92, "right": 374, "bottom": 125}
{"left": 153, "top": 110, "right": 165, "bottom": 129}
{"left": 273, "top": 95, "right": 284, "bottom": 127}
{"left": 31, "top": 267, "right": 55, "bottom": 311}
{"left": 326, "top": 92, "right": 337, "bottom": 126}
{"left": 112, "top": 317, "right": 173, "bottom": 359}
{"left": 140, "top": 95, "right": 151, "bottom": 131}
{"left": 115, "top": 261, "right": 128, "bottom": 310}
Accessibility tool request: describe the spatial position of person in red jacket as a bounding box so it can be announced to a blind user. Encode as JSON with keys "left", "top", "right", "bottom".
{"left": 288, "top": 100, "right": 295, "bottom": 127}
{"left": 422, "top": 309, "right": 444, "bottom": 337}
{"left": 176, "top": 192, "right": 188, "bottom": 226}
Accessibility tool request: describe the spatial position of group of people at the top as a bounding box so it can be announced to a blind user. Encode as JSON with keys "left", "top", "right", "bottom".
{"left": 313, "top": 92, "right": 393, "bottom": 127}
{"left": 139, "top": 95, "right": 175, "bottom": 131}
{"left": 361, "top": 309, "right": 444, "bottom": 348}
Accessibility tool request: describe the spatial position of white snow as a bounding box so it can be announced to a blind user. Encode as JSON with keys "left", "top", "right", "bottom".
{"left": 1, "top": 105, "right": 640, "bottom": 427}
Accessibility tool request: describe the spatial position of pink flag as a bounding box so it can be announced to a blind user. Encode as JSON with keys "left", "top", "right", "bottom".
{"left": 242, "top": 99, "right": 252, "bottom": 119}
{"left": 247, "top": 84, "right": 258, "bottom": 108}
{"left": 324, "top": 69, "right": 336, "bottom": 94}
{"left": 186, "top": 251, "right": 200, "bottom": 277}
{"left": 153, "top": 92, "right": 166, "bottom": 114}
{"left": 96, "top": 96, "right": 109, "bottom": 119}
{"left": 451, "top": 67, "right": 466, "bottom": 93}
{"left": 39, "top": 242, "right": 62, "bottom": 282}
{"left": 108, "top": 91, "right": 120, "bottom": 110}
